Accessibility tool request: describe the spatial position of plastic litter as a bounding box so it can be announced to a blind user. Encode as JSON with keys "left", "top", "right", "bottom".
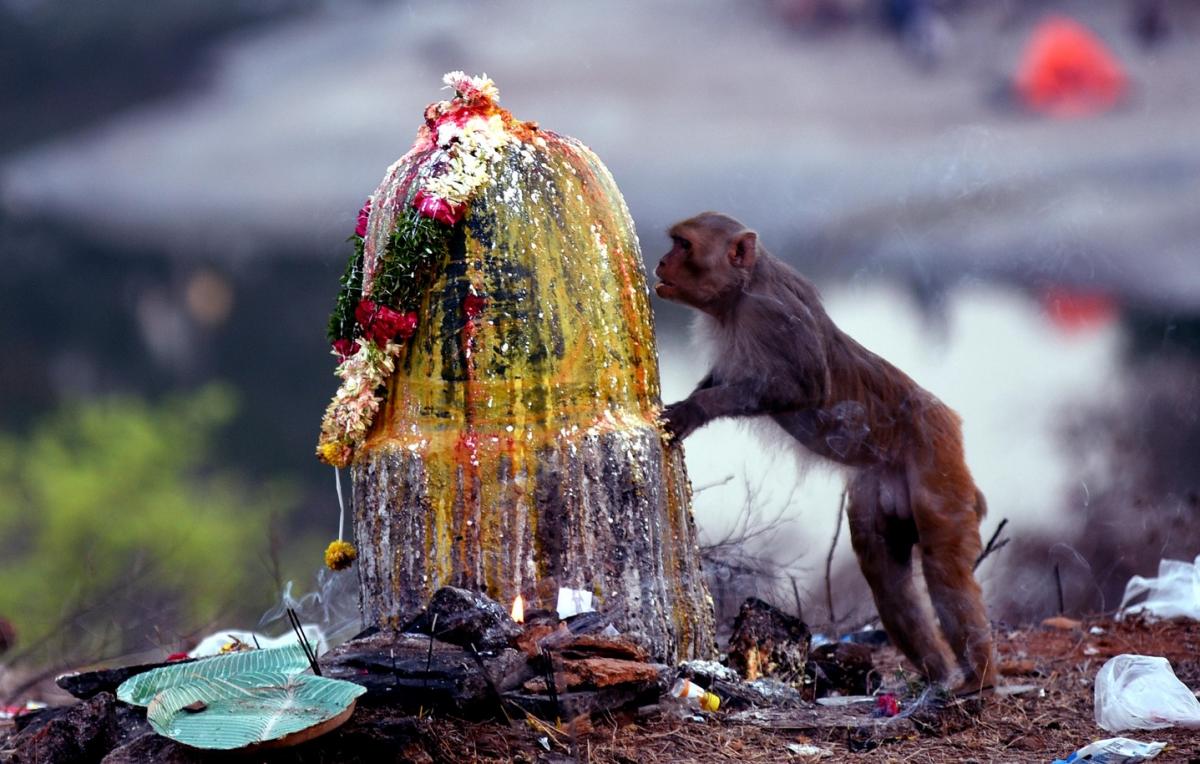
{"left": 815, "top": 694, "right": 875, "bottom": 707}
{"left": 1051, "top": 736, "right": 1166, "bottom": 763}
{"left": 1117, "top": 555, "right": 1200, "bottom": 621}
{"left": 873, "top": 693, "right": 901, "bottom": 717}
{"left": 1094, "top": 654, "right": 1200, "bottom": 732}
{"left": 188, "top": 625, "right": 326, "bottom": 659}
{"left": 671, "top": 678, "right": 721, "bottom": 712}
{"left": 786, "top": 742, "right": 832, "bottom": 758}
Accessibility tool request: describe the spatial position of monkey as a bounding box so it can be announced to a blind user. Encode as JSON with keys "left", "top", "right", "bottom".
{"left": 654, "top": 211, "right": 996, "bottom": 694}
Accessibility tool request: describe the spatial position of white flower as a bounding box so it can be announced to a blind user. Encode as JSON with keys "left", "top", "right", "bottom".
{"left": 441, "top": 71, "right": 500, "bottom": 104}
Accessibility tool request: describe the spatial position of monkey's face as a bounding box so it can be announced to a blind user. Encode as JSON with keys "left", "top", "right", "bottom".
{"left": 653, "top": 233, "right": 705, "bottom": 306}
{"left": 654, "top": 219, "right": 755, "bottom": 315}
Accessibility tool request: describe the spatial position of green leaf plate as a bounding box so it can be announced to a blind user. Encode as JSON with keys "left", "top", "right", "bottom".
{"left": 146, "top": 671, "right": 366, "bottom": 751}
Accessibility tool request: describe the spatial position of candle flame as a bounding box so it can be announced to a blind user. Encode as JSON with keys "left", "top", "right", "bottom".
{"left": 511, "top": 594, "right": 525, "bottom": 624}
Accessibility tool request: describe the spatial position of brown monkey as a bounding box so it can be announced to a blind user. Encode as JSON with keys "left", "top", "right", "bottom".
{"left": 655, "top": 211, "right": 996, "bottom": 693}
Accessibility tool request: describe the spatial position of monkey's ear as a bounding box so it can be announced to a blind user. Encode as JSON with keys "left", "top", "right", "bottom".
{"left": 729, "top": 231, "right": 758, "bottom": 270}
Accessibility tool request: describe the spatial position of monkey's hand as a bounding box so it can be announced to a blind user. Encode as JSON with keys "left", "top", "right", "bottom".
{"left": 660, "top": 399, "right": 703, "bottom": 443}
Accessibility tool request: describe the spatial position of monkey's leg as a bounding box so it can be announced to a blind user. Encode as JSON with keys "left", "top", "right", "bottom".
{"left": 846, "top": 476, "right": 954, "bottom": 684}
{"left": 915, "top": 498, "right": 997, "bottom": 692}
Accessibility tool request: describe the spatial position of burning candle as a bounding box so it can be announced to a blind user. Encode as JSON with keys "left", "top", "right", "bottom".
{"left": 511, "top": 594, "right": 525, "bottom": 624}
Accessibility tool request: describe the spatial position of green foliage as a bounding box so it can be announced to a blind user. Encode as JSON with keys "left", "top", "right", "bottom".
{"left": 325, "top": 209, "right": 450, "bottom": 343}
{"left": 326, "top": 237, "right": 364, "bottom": 343}
{"left": 372, "top": 209, "right": 450, "bottom": 310}
{"left": 0, "top": 386, "right": 291, "bottom": 665}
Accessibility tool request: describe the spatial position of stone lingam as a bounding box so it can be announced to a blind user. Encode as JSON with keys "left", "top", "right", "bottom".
{"left": 316, "top": 72, "right": 714, "bottom": 662}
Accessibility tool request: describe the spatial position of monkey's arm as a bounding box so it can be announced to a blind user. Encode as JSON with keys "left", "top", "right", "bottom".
{"left": 661, "top": 380, "right": 775, "bottom": 441}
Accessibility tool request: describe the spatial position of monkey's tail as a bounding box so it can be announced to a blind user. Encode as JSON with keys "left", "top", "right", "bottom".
{"left": 973, "top": 488, "right": 988, "bottom": 520}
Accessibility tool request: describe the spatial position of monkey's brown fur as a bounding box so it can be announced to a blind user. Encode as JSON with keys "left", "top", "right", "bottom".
{"left": 655, "top": 211, "right": 996, "bottom": 693}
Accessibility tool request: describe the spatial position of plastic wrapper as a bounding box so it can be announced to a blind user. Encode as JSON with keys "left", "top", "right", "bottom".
{"left": 1117, "top": 555, "right": 1200, "bottom": 621}
{"left": 1094, "top": 654, "right": 1200, "bottom": 732}
{"left": 1053, "top": 736, "right": 1166, "bottom": 763}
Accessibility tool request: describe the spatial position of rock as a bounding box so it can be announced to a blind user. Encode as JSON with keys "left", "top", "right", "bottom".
{"left": 727, "top": 598, "right": 811, "bottom": 683}
{"left": 700, "top": 676, "right": 805, "bottom": 712}
{"left": 679, "top": 659, "right": 739, "bottom": 684}
{"left": 403, "top": 587, "right": 522, "bottom": 651}
{"left": 101, "top": 733, "right": 201, "bottom": 764}
{"left": 2, "top": 692, "right": 147, "bottom": 763}
{"left": 744, "top": 678, "right": 805, "bottom": 706}
{"left": 806, "top": 642, "right": 880, "bottom": 699}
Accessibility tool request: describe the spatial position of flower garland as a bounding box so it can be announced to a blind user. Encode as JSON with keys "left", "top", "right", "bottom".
{"left": 316, "top": 71, "right": 514, "bottom": 487}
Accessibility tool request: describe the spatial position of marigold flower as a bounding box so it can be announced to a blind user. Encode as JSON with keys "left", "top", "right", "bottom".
{"left": 324, "top": 539, "right": 358, "bottom": 571}
{"left": 317, "top": 439, "right": 351, "bottom": 468}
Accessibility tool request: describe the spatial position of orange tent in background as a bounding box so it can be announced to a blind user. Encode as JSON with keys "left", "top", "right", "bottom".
{"left": 1016, "top": 16, "right": 1128, "bottom": 118}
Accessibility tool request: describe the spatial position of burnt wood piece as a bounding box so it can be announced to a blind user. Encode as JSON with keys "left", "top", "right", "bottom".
{"left": 553, "top": 634, "right": 649, "bottom": 663}
{"left": 319, "top": 630, "right": 529, "bottom": 714}
{"left": 521, "top": 658, "right": 666, "bottom": 694}
{"left": 56, "top": 658, "right": 195, "bottom": 700}
{"left": 402, "top": 587, "right": 522, "bottom": 651}
{"left": 727, "top": 598, "right": 811, "bottom": 683}
{"left": 806, "top": 642, "right": 881, "bottom": 700}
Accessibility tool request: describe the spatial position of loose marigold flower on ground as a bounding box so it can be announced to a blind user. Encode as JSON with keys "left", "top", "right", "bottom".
{"left": 324, "top": 539, "right": 357, "bottom": 571}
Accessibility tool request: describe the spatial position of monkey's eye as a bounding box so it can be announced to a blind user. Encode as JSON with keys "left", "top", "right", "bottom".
{"left": 672, "top": 236, "right": 692, "bottom": 253}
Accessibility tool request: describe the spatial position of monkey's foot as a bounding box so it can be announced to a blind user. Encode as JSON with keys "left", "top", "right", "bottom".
{"left": 901, "top": 685, "right": 985, "bottom": 731}
{"left": 951, "top": 672, "right": 998, "bottom": 699}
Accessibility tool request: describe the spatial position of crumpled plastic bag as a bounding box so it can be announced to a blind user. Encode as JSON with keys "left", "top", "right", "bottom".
{"left": 1094, "top": 654, "right": 1200, "bottom": 732}
{"left": 188, "top": 625, "right": 327, "bottom": 658}
{"left": 1117, "top": 555, "right": 1200, "bottom": 620}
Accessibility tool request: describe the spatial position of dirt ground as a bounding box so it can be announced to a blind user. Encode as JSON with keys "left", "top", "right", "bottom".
{"left": 414, "top": 615, "right": 1200, "bottom": 763}
{"left": 9, "top": 614, "right": 1193, "bottom": 763}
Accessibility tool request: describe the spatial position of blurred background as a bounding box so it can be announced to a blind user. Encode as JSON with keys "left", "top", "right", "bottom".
{"left": 2, "top": 0, "right": 1198, "bottom": 674}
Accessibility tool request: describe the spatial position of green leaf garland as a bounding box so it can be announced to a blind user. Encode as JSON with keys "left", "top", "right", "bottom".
{"left": 326, "top": 208, "right": 451, "bottom": 345}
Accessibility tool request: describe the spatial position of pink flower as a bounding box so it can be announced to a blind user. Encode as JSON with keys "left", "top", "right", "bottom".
{"left": 395, "top": 311, "right": 418, "bottom": 340}
{"left": 355, "top": 198, "right": 372, "bottom": 238}
{"left": 463, "top": 293, "right": 487, "bottom": 320}
{"left": 355, "top": 299, "right": 418, "bottom": 345}
{"left": 332, "top": 338, "right": 361, "bottom": 361}
{"left": 412, "top": 188, "right": 465, "bottom": 225}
